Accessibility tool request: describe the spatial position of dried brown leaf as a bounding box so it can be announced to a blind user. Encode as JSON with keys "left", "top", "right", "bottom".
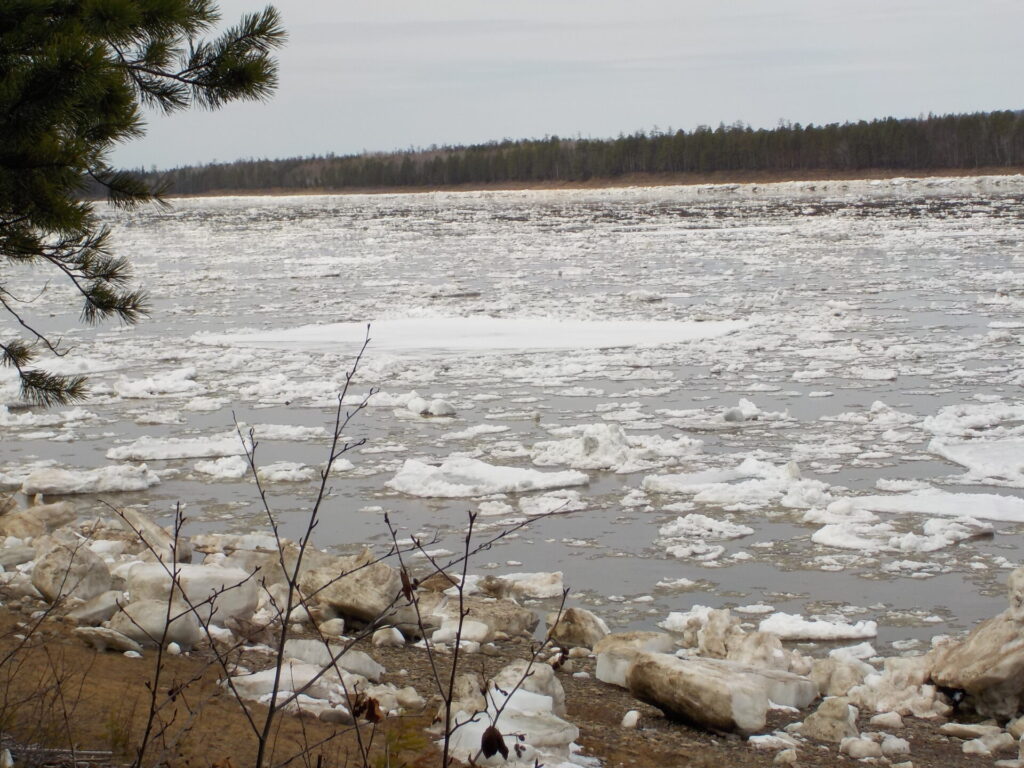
{"left": 481, "top": 725, "right": 508, "bottom": 760}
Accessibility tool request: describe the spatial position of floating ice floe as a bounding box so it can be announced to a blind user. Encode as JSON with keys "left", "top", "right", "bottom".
{"left": 257, "top": 461, "right": 322, "bottom": 483}
{"left": 824, "top": 400, "right": 917, "bottom": 428}
{"left": 114, "top": 367, "right": 200, "bottom": 399}
{"left": 348, "top": 390, "right": 410, "bottom": 408}
{"left": 659, "top": 514, "right": 754, "bottom": 542}
{"left": 643, "top": 458, "right": 831, "bottom": 512}
{"left": 478, "top": 500, "right": 516, "bottom": 516}
{"left": 722, "top": 398, "right": 789, "bottom": 423}
{"left": 912, "top": 520, "right": 994, "bottom": 556}
{"left": 848, "top": 366, "right": 898, "bottom": 382}
{"left": 197, "top": 316, "right": 747, "bottom": 356}
{"left": 387, "top": 457, "right": 588, "bottom": 498}
{"left": 656, "top": 399, "right": 790, "bottom": 431}
{"left": 0, "top": 406, "right": 96, "bottom": 428}
{"left": 810, "top": 513, "right": 992, "bottom": 554}
{"left": 851, "top": 489, "right": 1024, "bottom": 523}
{"left": 807, "top": 497, "right": 998, "bottom": 556}
{"left": 758, "top": 612, "right": 877, "bottom": 640}
{"left": 657, "top": 514, "right": 754, "bottom": 561}
{"left": 183, "top": 396, "right": 230, "bottom": 412}
{"left": 530, "top": 423, "right": 702, "bottom": 473}
{"left": 194, "top": 456, "right": 249, "bottom": 480}
{"left": 249, "top": 423, "right": 328, "bottom": 440}
{"left": 20, "top": 464, "right": 161, "bottom": 495}
{"left": 107, "top": 432, "right": 245, "bottom": 461}
{"left": 133, "top": 409, "right": 184, "bottom": 425}
{"left": 405, "top": 394, "right": 456, "bottom": 417}
{"left": 655, "top": 577, "right": 700, "bottom": 590}
{"left": 802, "top": 500, "right": 880, "bottom": 526}
{"left": 929, "top": 437, "right": 1024, "bottom": 487}
{"left": 519, "top": 490, "right": 585, "bottom": 516}
{"left": 923, "top": 401, "right": 1024, "bottom": 438}
{"left": 444, "top": 424, "right": 510, "bottom": 440}
{"left": 230, "top": 374, "right": 347, "bottom": 407}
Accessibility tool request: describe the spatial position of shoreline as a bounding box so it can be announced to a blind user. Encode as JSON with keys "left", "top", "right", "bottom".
{"left": 0, "top": 501, "right": 1014, "bottom": 768}
{"left": 159, "top": 165, "right": 1024, "bottom": 199}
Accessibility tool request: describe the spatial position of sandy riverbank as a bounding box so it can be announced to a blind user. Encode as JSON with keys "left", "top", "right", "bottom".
{"left": 0, "top": 604, "right": 999, "bottom": 768}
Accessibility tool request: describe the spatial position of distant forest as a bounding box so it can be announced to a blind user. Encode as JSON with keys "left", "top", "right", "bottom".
{"left": 134, "top": 110, "right": 1024, "bottom": 195}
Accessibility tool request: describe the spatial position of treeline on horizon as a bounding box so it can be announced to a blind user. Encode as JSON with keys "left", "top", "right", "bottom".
{"left": 132, "top": 110, "right": 1024, "bottom": 194}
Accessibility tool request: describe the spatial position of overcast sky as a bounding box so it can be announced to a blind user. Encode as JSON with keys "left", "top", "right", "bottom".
{"left": 111, "top": 0, "right": 1024, "bottom": 169}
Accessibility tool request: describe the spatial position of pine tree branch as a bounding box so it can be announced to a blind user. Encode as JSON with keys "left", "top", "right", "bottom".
{"left": 0, "top": 1, "right": 283, "bottom": 407}
{"left": 0, "top": 341, "right": 87, "bottom": 407}
{"left": 108, "top": 7, "right": 285, "bottom": 112}
{"left": 0, "top": 289, "right": 69, "bottom": 357}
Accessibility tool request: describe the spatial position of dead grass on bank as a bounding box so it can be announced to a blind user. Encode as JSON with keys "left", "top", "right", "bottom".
{"left": 0, "top": 608, "right": 999, "bottom": 768}
{"left": 0, "top": 610, "right": 436, "bottom": 768}
{"left": 0, "top": 610, "right": 397, "bottom": 765}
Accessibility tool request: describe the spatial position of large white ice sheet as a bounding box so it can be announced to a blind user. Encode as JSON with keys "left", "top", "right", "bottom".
{"left": 195, "top": 317, "right": 746, "bottom": 355}
{"left": 387, "top": 456, "right": 588, "bottom": 498}
{"left": 930, "top": 438, "right": 1024, "bottom": 487}
{"left": 852, "top": 489, "right": 1024, "bottom": 523}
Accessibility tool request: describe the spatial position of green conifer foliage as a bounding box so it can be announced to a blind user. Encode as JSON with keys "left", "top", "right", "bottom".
{"left": 0, "top": 0, "right": 284, "bottom": 406}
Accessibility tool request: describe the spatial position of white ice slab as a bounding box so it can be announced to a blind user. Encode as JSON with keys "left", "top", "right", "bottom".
{"left": 387, "top": 457, "right": 588, "bottom": 498}
{"left": 107, "top": 432, "right": 244, "bottom": 461}
{"left": 196, "top": 317, "right": 746, "bottom": 355}
{"left": 930, "top": 438, "right": 1024, "bottom": 487}
{"left": 852, "top": 489, "right": 1024, "bottom": 523}
{"left": 759, "top": 612, "right": 877, "bottom": 640}
{"left": 21, "top": 464, "right": 160, "bottom": 494}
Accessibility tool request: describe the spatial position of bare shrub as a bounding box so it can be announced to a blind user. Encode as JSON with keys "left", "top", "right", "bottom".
{"left": 0, "top": 329, "right": 574, "bottom": 768}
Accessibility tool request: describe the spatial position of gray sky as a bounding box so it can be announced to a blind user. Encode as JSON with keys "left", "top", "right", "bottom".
{"left": 112, "top": 0, "right": 1024, "bottom": 169}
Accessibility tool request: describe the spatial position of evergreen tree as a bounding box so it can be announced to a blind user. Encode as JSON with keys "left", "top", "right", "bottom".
{"left": 135, "top": 110, "right": 1024, "bottom": 196}
{"left": 0, "top": 0, "right": 285, "bottom": 405}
